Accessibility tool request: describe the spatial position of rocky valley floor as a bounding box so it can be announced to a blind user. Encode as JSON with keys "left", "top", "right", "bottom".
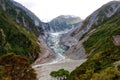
{"left": 33, "top": 59, "right": 86, "bottom": 80}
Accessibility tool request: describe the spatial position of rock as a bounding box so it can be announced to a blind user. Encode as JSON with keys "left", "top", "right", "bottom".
{"left": 63, "top": 42, "right": 86, "bottom": 60}
{"left": 113, "top": 35, "right": 120, "bottom": 46}
{"left": 33, "top": 36, "right": 56, "bottom": 64}
{"left": 62, "top": 1, "right": 120, "bottom": 49}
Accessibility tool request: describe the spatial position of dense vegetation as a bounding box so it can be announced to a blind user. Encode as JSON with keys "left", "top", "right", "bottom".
{"left": 0, "top": 12, "right": 39, "bottom": 80}
{"left": 0, "top": 53, "right": 37, "bottom": 80}
{"left": 0, "top": 0, "right": 41, "bottom": 79}
{"left": 0, "top": 13, "right": 40, "bottom": 62}
{"left": 69, "top": 12, "right": 120, "bottom": 80}
{"left": 0, "top": 0, "right": 41, "bottom": 61}
{"left": 50, "top": 69, "right": 69, "bottom": 80}
{"left": 0, "top": 0, "right": 42, "bottom": 36}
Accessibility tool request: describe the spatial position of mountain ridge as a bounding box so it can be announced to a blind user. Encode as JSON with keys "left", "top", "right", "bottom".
{"left": 61, "top": 1, "right": 120, "bottom": 52}
{"left": 48, "top": 15, "right": 82, "bottom": 32}
{"left": 63, "top": 1, "right": 120, "bottom": 80}
{"left": 69, "top": 11, "right": 120, "bottom": 80}
{"left": 1, "top": 0, "right": 120, "bottom": 80}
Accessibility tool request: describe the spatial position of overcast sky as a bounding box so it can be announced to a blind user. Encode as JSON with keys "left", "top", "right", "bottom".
{"left": 14, "top": 0, "right": 115, "bottom": 22}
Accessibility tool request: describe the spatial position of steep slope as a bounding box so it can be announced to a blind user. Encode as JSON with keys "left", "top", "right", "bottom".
{"left": 11, "top": 0, "right": 42, "bottom": 26}
{"left": 48, "top": 15, "right": 82, "bottom": 32}
{"left": 61, "top": 1, "right": 120, "bottom": 49}
{"left": 63, "top": 1, "right": 120, "bottom": 60}
{"left": 0, "top": 13, "right": 40, "bottom": 62}
{"left": 0, "top": 8, "right": 40, "bottom": 80}
{"left": 0, "top": 0, "right": 44, "bottom": 36}
{"left": 44, "top": 15, "right": 82, "bottom": 56}
{"left": 0, "top": 0, "right": 43, "bottom": 61}
{"left": 0, "top": 0, "right": 56, "bottom": 64}
{"left": 68, "top": 2, "right": 120, "bottom": 80}
{"left": 71, "top": 1, "right": 120, "bottom": 40}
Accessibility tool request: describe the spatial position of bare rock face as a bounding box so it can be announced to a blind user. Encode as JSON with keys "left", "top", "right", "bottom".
{"left": 62, "top": 1, "right": 120, "bottom": 60}
{"left": 63, "top": 42, "right": 86, "bottom": 60}
{"left": 61, "top": 1, "right": 120, "bottom": 49}
{"left": 63, "top": 31, "right": 92, "bottom": 60}
{"left": 113, "top": 35, "right": 120, "bottom": 46}
{"left": 33, "top": 36, "right": 56, "bottom": 64}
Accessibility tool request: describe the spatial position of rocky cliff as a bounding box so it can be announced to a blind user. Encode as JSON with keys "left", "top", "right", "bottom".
{"left": 62, "top": 1, "right": 120, "bottom": 47}
{"left": 0, "top": 0, "right": 56, "bottom": 64}
{"left": 0, "top": 0, "right": 41, "bottom": 79}
{"left": 63, "top": 1, "right": 120, "bottom": 60}
{"left": 67, "top": 1, "right": 120, "bottom": 80}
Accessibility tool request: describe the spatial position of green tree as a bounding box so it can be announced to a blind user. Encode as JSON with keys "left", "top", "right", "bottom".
{"left": 50, "top": 69, "right": 70, "bottom": 80}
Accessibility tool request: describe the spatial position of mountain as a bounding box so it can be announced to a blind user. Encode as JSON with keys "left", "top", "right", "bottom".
{"left": 0, "top": 0, "right": 41, "bottom": 80}
{"left": 63, "top": 1, "right": 120, "bottom": 60}
{"left": 0, "top": 0, "right": 60, "bottom": 74}
{"left": 0, "top": 0, "right": 42, "bottom": 62}
{"left": 48, "top": 15, "right": 82, "bottom": 32}
{"left": 11, "top": 0, "right": 42, "bottom": 26}
{"left": 0, "top": 0, "right": 55, "bottom": 79}
{"left": 61, "top": 1, "right": 120, "bottom": 49}
{"left": 71, "top": 1, "right": 120, "bottom": 39}
{"left": 0, "top": 0, "right": 45, "bottom": 36}
{"left": 1, "top": 0, "right": 120, "bottom": 80}
{"left": 65, "top": 1, "right": 120, "bottom": 80}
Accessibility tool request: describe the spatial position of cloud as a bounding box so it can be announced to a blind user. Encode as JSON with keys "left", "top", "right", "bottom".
{"left": 14, "top": 0, "right": 112, "bottom": 22}
{"left": 14, "top": 0, "right": 36, "bottom": 8}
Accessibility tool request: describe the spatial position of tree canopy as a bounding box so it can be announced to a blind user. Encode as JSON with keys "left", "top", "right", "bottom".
{"left": 0, "top": 53, "right": 37, "bottom": 80}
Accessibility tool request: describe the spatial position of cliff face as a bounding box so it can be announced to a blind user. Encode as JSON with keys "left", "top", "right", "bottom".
{"left": 71, "top": 1, "right": 120, "bottom": 40}
{"left": 0, "top": 7, "right": 40, "bottom": 62}
{"left": 0, "top": 1, "right": 41, "bottom": 79}
{"left": 69, "top": 12, "right": 120, "bottom": 80}
{"left": 61, "top": 1, "right": 120, "bottom": 47}
{"left": 63, "top": 1, "right": 120, "bottom": 60}
{"left": 0, "top": 0, "right": 45, "bottom": 36}
{"left": 0, "top": 0, "right": 84, "bottom": 64}
{"left": 67, "top": 1, "right": 120, "bottom": 80}
{"left": 0, "top": 0, "right": 56, "bottom": 64}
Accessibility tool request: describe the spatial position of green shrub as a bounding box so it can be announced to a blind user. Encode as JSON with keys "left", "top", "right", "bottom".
{"left": 0, "top": 53, "right": 37, "bottom": 80}
{"left": 117, "top": 65, "right": 120, "bottom": 70}
{"left": 50, "top": 69, "right": 70, "bottom": 80}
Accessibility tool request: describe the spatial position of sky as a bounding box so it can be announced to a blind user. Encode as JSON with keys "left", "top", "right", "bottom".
{"left": 14, "top": 0, "right": 115, "bottom": 22}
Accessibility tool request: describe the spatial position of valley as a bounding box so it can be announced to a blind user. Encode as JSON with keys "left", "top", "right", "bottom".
{"left": 0, "top": 0, "right": 120, "bottom": 80}
{"left": 33, "top": 31, "right": 86, "bottom": 80}
{"left": 34, "top": 59, "right": 86, "bottom": 80}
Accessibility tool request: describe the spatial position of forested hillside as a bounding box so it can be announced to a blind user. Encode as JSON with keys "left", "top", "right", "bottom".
{"left": 0, "top": 0, "right": 41, "bottom": 79}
